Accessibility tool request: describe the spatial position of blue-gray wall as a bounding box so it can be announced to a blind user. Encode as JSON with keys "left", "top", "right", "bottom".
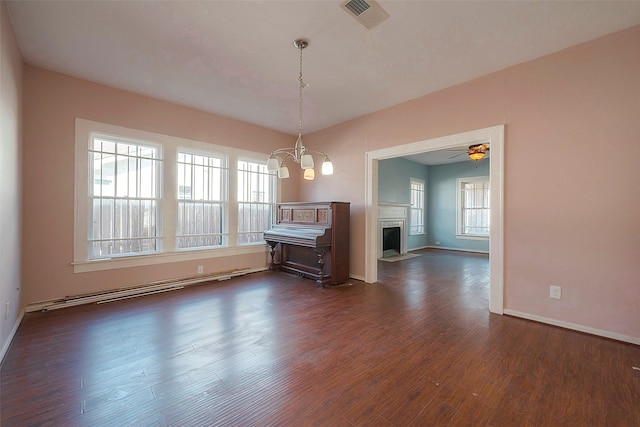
{"left": 378, "top": 157, "right": 429, "bottom": 250}
{"left": 427, "top": 160, "right": 489, "bottom": 252}
{"left": 378, "top": 157, "right": 490, "bottom": 253}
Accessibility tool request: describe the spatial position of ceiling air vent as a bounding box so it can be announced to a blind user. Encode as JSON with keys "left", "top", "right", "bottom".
{"left": 342, "top": 0, "right": 389, "bottom": 30}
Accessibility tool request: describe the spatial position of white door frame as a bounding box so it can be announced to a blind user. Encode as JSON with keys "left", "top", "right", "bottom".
{"left": 364, "top": 125, "right": 504, "bottom": 314}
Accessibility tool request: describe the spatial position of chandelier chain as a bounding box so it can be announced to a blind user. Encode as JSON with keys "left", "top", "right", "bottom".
{"left": 298, "top": 44, "right": 304, "bottom": 137}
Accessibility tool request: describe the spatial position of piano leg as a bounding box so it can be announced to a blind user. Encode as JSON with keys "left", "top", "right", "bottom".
{"left": 315, "top": 249, "right": 326, "bottom": 288}
{"left": 267, "top": 241, "right": 279, "bottom": 271}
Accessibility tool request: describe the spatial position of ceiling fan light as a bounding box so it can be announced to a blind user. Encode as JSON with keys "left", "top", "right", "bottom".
{"left": 469, "top": 152, "right": 485, "bottom": 161}
{"left": 303, "top": 168, "right": 315, "bottom": 180}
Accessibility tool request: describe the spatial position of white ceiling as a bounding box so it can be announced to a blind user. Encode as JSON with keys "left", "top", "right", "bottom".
{"left": 7, "top": 0, "right": 640, "bottom": 144}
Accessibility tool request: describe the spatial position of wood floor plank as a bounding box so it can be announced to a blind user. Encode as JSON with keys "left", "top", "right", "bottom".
{"left": 2, "top": 249, "right": 639, "bottom": 426}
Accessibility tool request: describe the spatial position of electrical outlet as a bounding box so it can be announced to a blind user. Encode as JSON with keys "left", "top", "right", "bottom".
{"left": 435, "top": 241, "right": 440, "bottom": 245}
{"left": 550, "top": 285, "right": 562, "bottom": 300}
{"left": 197, "top": 265, "right": 204, "bottom": 274}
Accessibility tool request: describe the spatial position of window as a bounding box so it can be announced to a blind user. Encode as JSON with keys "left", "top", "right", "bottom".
{"left": 177, "top": 152, "right": 227, "bottom": 249}
{"left": 237, "top": 160, "right": 275, "bottom": 244}
{"left": 89, "top": 136, "right": 161, "bottom": 258}
{"left": 75, "top": 119, "right": 277, "bottom": 272}
{"left": 457, "top": 176, "right": 490, "bottom": 238}
{"left": 409, "top": 178, "right": 425, "bottom": 235}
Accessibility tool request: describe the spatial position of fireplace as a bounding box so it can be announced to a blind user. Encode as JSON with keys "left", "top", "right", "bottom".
{"left": 382, "top": 226, "right": 401, "bottom": 257}
{"left": 378, "top": 204, "right": 408, "bottom": 258}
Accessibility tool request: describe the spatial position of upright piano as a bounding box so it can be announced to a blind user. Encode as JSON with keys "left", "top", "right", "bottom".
{"left": 264, "top": 201, "right": 350, "bottom": 286}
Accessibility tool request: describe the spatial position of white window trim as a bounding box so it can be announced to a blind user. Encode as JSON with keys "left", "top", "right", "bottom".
{"left": 236, "top": 157, "right": 277, "bottom": 246}
{"left": 88, "top": 134, "right": 164, "bottom": 258}
{"left": 74, "top": 118, "right": 273, "bottom": 273}
{"left": 176, "top": 148, "right": 229, "bottom": 250}
{"left": 409, "top": 177, "right": 425, "bottom": 236}
{"left": 456, "top": 175, "right": 490, "bottom": 240}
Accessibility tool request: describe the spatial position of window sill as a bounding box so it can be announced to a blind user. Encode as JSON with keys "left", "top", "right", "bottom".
{"left": 72, "top": 244, "right": 268, "bottom": 273}
{"left": 455, "top": 234, "right": 489, "bottom": 241}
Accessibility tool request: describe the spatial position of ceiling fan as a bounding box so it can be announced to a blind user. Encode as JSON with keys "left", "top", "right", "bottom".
{"left": 448, "top": 143, "right": 490, "bottom": 161}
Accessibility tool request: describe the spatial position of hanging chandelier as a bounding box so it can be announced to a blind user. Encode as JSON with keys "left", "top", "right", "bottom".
{"left": 267, "top": 39, "right": 333, "bottom": 180}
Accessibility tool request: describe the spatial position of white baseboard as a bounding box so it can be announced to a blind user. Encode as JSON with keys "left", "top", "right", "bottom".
{"left": 1, "top": 309, "right": 24, "bottom": 364}
{"left": 504, "top": 309, "right": 640, "bottom": 345}
{"left": 425, "top": 245, "right": 489, "bottom": 254}
{"left": 408, "top": 245, "right": 430, "bottom": 252}
{"left": 349, "top": 274, "right": 365, "bottom": 282}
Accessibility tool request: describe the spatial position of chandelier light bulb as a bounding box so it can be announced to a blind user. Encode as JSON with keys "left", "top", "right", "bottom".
{"left": 278, "top": 166, "right": 290, "bottom": 179}
{"left": 304, "top": 168, "right": 315, "bottom": 180}
{"left": 322, "top": 158, "right": 334, "bottom": 175}
{"left": 267, "top": 156, "right": 279, "bottom": 172}
{"left": 300, "top": 153, "right": 314, "bottom": 169}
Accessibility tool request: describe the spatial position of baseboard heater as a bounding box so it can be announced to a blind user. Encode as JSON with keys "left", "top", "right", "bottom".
{"left": 26, "top": 267, "right": 266, "bottom": 313}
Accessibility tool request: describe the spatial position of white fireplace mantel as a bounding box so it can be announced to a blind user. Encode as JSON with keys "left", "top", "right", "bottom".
{"left": 378, "top": 203, "right": 410, "bottom": 258}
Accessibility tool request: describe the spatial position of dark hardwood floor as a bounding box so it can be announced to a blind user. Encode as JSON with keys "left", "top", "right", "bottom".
{"left": 2, "top": 249, "right": 639, "bottom": 426}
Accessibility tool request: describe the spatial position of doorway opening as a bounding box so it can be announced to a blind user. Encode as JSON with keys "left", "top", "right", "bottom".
{"left": 365, "top": 125, "right": 504, "bottom": 314}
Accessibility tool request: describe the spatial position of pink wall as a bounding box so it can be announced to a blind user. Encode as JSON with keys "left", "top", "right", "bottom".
{"left": 1, "top": 0, "right": 24, "bottom": 356}
{"left": 21, "top": 67, "right": 298, "bottom": 304}
{"left": 302, "top": 26, "right": 640, "bottom": 340}
{"left": 16, "top": 21, "right": 640, "bottom": 341}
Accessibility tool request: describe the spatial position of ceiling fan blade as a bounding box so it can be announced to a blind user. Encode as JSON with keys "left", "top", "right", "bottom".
{"left": 448, "top": 152, "right": 465, "bottom": 159}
